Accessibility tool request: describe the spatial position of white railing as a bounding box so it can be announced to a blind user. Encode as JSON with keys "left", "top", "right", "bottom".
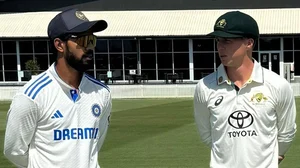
{"left": 1, "top": 83, "right": 300, "bottom": 101}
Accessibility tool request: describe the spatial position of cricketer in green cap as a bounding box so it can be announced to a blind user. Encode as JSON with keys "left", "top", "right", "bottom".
{"left": 207, "top": 11, "right": 259, "bottom": 39}
{"left": 194, "top": 10, "right": 295, "bottom": 168}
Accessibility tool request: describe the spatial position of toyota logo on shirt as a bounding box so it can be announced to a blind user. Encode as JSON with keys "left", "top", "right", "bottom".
{"left": 228, "top": 110, "right": 254, "bottom": 129}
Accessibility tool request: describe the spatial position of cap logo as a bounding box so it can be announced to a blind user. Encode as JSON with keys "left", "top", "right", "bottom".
{"left": 75, "top": 11, "right": 88, "bottom": 21}
{"left": 216, "top": 19, "right": 227, "bottom": 28}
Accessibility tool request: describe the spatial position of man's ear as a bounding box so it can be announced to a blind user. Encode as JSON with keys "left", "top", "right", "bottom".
{"left": 54, "top": 38, "right": 64, "bottom": 53}
{"left": 246, "top": 38, "right": 255, "bottom": 50}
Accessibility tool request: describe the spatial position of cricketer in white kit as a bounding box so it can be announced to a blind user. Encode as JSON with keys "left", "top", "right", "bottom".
{"left": 194, "top": 60, "right": 297, "bottom": 168}
{"left": 4, "top": 63, "right": 112, "bottom": 168}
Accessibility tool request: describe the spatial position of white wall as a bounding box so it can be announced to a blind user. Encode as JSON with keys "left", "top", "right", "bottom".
{"left": 1, "top": 83, "right": 300, "bottom": 101}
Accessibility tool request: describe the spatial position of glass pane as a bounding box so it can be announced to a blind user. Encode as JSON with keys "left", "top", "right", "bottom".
{"left": 20, "top": 55, "right": 34, "bottom": 71}
{"left": 259, "top": 38, "right": 280, "bottom": 51}
{"left": 4, "top": 54, "right": 17, "bottom": 70}
{"left": 194, "top": 53, "right": 214, "bottom": 69}
{"left": 0, "top": 41, "right": 2, "bottom": 53}
{"left": 110, "top": 54, "right": 123, "bottom": 80}
{"left": 49, "top": 54, "right": 56, "bottom": 65}
{"left": 0, "top": 70, "right": 3, "bottom": 81}
{"left": 141, "top": 69, "right": 156, "bottom": 80}
{"left": 34, "top": 41, "right": 48, "bottom": 53}
{"left": 283, "top": 38, "right": 293, "bottom": 50}
{"left": 284, "top": 51, "right": 293, "bottom": 63}
{"left": 85, "top": 70, "right": 94, "bottom": 78}
{"left": 157, "top": 53, "right": 172, "bottom": 69}
{"left": 95, "top": 40, "right": 108, "bottom": 53}
{"left": 95, "top": 54, "right": 108, "bottom": 70}
{"left": 252, "top": 52, "right": 258, "bottom": 62}
{"left": 4, "top": 54, "right": 17, "bottom": 81}
{"left": 123, "top": 40, "right": 137, "bottom": 52}
{"left": 5, "top": 71, "right": 18, "bottom": 81}
{"left": 173, "top": 39, "right": 188, "bottom": 52}
{"left": 35, "top": 54, "right": 49, "bottom": 71}
{"left": 193, "top": 39, "right": 214, "bottom": 51}
{"left": 158, "top": 70, "right": 172, "bottom": 80}
{"left": 0, "top": 53, "right": 2, "bottom": 81}
{"left": 174, "top": 53, "right": 189, "bottom": 69}
{"left": 294, "top": 37, "right": 300, "bottom": 50}
{"left": 48, "top": 40, "right": 55, "bottom": 55}
{"left": 157, "top": 40, "right": 172, "bottom": 52}
{"left": 124, "top": 54, "right": 137, "bottom": 70}
{"left": 253, "top": 39, "right": 258, "bottom": 51}
{"left": 140, "top": 40, "right": 155, "bottom": 52}
{"left": 215, "top": 53, "right": 221, "bottom": 67}
{"left": 109, "top": 40, "right": 122, "bottom": 53}
{"left": 194, "top": 69, "right": 214, "bottom": 80}
{"left": 19, "top": 41, "right": 33, "bottom": 53}
{"left": 141, "top": 54, "right": 156, "bottom": 70}
{"left": 294, "top": 51, "right": 300, "bottom": 75}
{"left": 174, "top": 70, "right": 189, "bottom": 79}
{"left": 2, "top": 41, "right": 16, "bottom": 53}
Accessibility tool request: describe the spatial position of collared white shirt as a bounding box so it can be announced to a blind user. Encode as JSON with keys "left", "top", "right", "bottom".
{"left": 4, "top": 63, "right": 112, "bottom": 168}
{"left": 194, "top": 60, "right": 297, "bottom": 168}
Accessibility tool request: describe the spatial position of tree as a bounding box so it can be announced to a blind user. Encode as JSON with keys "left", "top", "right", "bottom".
{"left": 25, "top": 59, "right": 40, "bottom": 75}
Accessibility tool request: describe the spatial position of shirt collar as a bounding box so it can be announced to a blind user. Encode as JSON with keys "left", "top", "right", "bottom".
{"left": 217, "top": 59, "right": 264, "bottom": 85}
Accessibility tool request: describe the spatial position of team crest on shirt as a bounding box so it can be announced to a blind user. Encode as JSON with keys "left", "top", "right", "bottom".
{"left": 92, "top": 104, "right": 101, "bottom": 117}
{"left": 250, "top": 92, "right": 268, "bottom": 105}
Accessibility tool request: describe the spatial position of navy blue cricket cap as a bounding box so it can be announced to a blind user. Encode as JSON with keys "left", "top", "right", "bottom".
{"left": 47, "top": 8, "right": 108, "bottom": 40}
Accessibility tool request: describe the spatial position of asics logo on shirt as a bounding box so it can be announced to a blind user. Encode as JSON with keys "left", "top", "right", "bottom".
{"left": 214, "top": 96, "right": 223, "bottom": 106}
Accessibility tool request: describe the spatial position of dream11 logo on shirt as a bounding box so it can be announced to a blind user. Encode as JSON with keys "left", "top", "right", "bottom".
{"left": 227, "top": 110, "right": 257, "bottom": 138}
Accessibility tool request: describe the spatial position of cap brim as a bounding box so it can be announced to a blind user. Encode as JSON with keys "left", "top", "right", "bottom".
{"left": 207, "top": 30, "right": 243, "bottom": 38}
{"left": 70, "top": 20, "right": 108, "bottom": 34}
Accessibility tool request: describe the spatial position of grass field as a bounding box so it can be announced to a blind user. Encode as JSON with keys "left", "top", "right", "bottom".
{"left": 0, "top": 98, "right": 299, "bottom": 168}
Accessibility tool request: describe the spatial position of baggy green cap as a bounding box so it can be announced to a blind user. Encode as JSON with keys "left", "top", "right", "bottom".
{"left": 207, "top": 11, "right": 259, "bottom": 39}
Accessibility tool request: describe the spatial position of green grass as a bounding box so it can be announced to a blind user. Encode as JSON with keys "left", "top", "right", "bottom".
{"left": 0, "top": 98, "right": 299, "bottom": 168}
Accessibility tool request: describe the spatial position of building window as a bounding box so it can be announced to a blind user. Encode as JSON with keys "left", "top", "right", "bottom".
{"left": 252, "top": 52, "right": 259, "bottom": 62}
{"left": 157, "top": 53, "right": 172, "bottom": 79}
{"left": 194, "top": 52, "right": 215, "bottom": 80}
{"left": 294, "top": 51, "right": 300, "bottom": 75}
{"left": 174, "top": 53, "right": 189, "bottom": 79}
{"left": 35, "top": 54, "right": 48, "bottom": 72}
{"left": 95, "top": 40, "right": 108, "bottom": 53}
{"left": 19, "top": 41, "right": 33, "bottom": 53}
{"left": 34, "top": 41, "right": 48, "bottom": 53}
{"left": 259, "top": 38, "right": 280, "bottom": 51}
{"left": 2, "top": 41, "right": 16, "bottom": 53}
{"left": 157, "top": 40, "right": 172, "bottom": 52}
{"left": 284, "top": 51, "right": 293, "bottom": 63}
{"left": 193, "top": 39, "right": 214, "bottom": 51}
{"left": 109, "top": 54, "right": 123, "bottom": 80}
{"left": 4, "top": 54, "right": 17, "bottom": 81}
{"left": 294, "top": 37, "right": 300, "bottom": 50}
{"left": 123, "top": 40, "right": 137, "bottom": 52}
{"left": 173, "top": 39, "right": 188, "bottom": 52}
{"left": 283, "top": 38, "right": 293, "bottom": 50}
{"left": 109, "top": 40, "right": 122, "bottom": 53}
{"left": 124, "top": 54, "right": 138, "bottom": 73}
{"left": 140, "top": 40, "right": 155, "bottom": 52}
{"left": 95, "top": 54, "right": 108, "bottom": 80}
{"left": 141, "top": 53, "right": 156, "bottom": 80}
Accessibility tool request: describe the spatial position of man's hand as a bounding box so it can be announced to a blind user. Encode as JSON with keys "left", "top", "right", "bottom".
{"left": 278, "top": 155, "right": 285, "bottom": 164}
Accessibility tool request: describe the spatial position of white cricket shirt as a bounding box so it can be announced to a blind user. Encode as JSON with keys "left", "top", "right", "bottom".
{"left": 4, "top": 63, "right": 112, "bottom": 168}
{"left": 194, "top": 60, "right": 297, "bottom": 168}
